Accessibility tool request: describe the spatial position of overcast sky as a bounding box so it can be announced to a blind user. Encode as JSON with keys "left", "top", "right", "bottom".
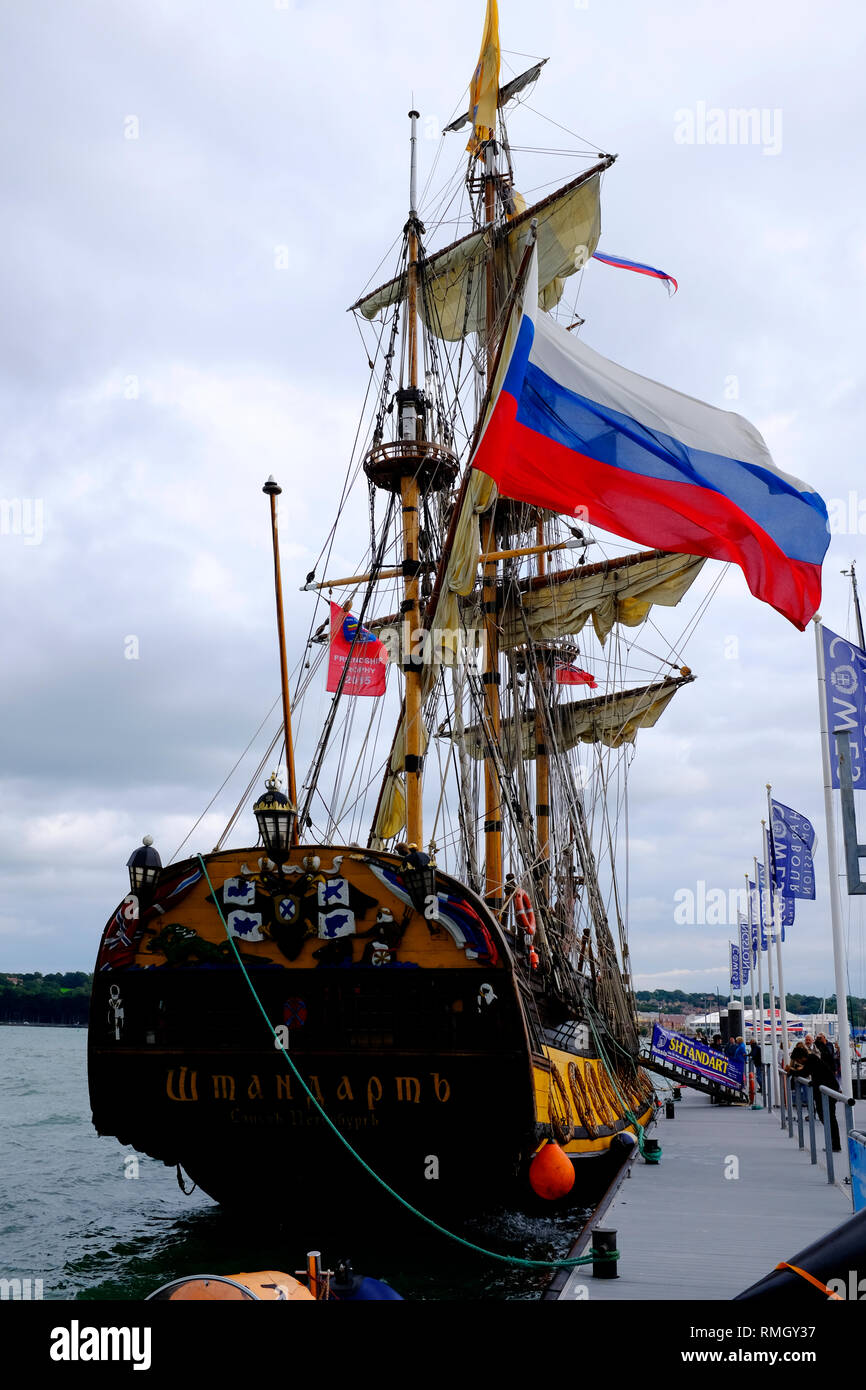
{"left": 2, "top": 0, "right": 865, "bottom": 1000}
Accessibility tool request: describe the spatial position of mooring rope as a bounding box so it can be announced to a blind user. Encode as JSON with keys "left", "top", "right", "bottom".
{"left": 197, "top": 855, "right": 617, "bottom": 1272}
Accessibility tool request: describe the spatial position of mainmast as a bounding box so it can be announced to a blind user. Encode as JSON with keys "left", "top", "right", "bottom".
{"left": 403, "top": 108, "right": 424, "bottom": 846}
{"left": 362, "top": 110, "right": 458, "bottom": 848}
{"left": 533, "top": 521, "right": 551, "bottom": 905}
{"left": 481, "top": 137, "right": 503, "bottom": 908}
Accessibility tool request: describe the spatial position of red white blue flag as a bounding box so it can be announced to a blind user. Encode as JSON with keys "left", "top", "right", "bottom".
{"left": 471, "top": 248, "right": 830, "bottom": 630}
{"left": 592, "top": 250, "right": 678, "bottom": 295}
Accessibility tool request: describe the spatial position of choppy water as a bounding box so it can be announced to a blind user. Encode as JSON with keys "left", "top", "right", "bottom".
{"left": 0, "top": 1026, "right": 588, "bottom": 1301}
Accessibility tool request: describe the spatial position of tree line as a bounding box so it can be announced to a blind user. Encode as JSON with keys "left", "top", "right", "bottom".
{"left": 0, "top": 973, "right": 91, "bottom": 1025}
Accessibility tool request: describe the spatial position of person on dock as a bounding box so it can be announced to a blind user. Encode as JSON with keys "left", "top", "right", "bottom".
{"left": 748, "top": 1036, "right": 762, "bottom": 1091}
{"left": 815, "top": 1033, "right": 835, "bottom": 1072}
{"left": 786, "top": 1043, "right": 841, "bottom": 1152}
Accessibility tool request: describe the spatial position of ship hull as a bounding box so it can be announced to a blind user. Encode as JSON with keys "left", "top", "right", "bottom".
{"left": 89, "top": 847, "right": 653, "bottom": 1211}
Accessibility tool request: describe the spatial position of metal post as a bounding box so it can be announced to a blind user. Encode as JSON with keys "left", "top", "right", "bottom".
{"left": 805, "top": 1085, "right": 818, "bottom": 1164}
{"left": 766, "top": 786, "right": 791, "bottom": 1068}
{"left": 761, "top": 828, "right": 781, "bottom": 1108}
{"left": 821, "top": 1090, "right": 835, "bottom": 1184}
{"left": 813, "top": 616, "right": 854, "bottom": 1100}
{"left": 787, "top": 1072, "right": 795, "bottom": 1138}
{"left": 779, "top": 1066, "right": 787, "bottom": 1131}
{"left": 795, "top": 1078, "right": 805, "bottom": 1149}
{"left": 592, "top": 1227, "right": 619, "bottom": 1279}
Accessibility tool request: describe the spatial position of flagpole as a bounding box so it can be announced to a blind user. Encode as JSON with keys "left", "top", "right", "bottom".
{"left": 765, "top": 794, "right": 790, "bottom": 1067}
{"left": 756, "top": 852, "right": 778, "bottom": 1108}
{"left": 751, "top": 866, "right": 766, "bottom": 1093}
{"left": 813, "top": 614, "right": 854, "bottom": 1098}
{"left": 263, "top": 476, "right": 299, "bottom": 840}
{"left": 746, "top": 874, "right": 760, "bottom": 1103}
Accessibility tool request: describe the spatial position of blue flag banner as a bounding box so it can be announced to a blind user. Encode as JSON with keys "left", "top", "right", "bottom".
{"left": 822, "top": 626, "right": 866, "bottom": 789}
{"left": 650, "top": 1025, "right": 745, "bottom": 1091}
{"left": 750, "top": 916, "right": 759, "bottom": 967}
{"left": 738, "top": 912, "right": 751, "bottom": 985}
{"left": 770, "top": 799, "right": 817, "bottom": 899}
{"left": 730, "top": 942, "right": 741, "bottom": 993}
{"left": 756, "top": 868, "right": 771, "bottom": 947}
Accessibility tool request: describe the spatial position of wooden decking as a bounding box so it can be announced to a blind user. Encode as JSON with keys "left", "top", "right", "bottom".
{"left": 554, "top": 1085, "right": 863, "bottom": 1300}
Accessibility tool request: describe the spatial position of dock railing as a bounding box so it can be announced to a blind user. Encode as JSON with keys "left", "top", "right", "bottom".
{"left": 818, "top": 1085, "right": 856, "bottom": 1186}
{"left": 787, "top": 1076, "right": 856, "bottom": 1193}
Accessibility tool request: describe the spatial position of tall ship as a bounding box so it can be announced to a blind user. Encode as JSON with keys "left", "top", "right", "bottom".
{"left": 89, "top": 8, "right": 827, "bottom": 1212}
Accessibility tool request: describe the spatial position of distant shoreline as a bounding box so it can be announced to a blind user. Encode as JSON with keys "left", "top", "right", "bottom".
{"left": 0, "top": 1020, "right": 88, "bottom": 1029}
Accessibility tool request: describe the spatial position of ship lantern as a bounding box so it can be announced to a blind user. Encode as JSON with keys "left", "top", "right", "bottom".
{"left": 254, "top": 773, "right": 297, "bottom": 861}
{"left": 394, "top": 386, "right": 425, "bottom": 443}
{"left": 396, "top": 843, "right": 436, "bottom": 915}
{"left": 127, "top": 836, "right": 162, "bottom": 895}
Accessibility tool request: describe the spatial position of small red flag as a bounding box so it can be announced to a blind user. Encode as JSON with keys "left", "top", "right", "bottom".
{"left": 326, "top": 603, "right": 387, "bottom": 697}
{"left": 555, "top": 664, "right": 597, "bottom": 689}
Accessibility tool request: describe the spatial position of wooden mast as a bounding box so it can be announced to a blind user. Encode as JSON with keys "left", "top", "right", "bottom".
{"left": 481, "top": 137, "right": 503, "bottom": 908}
{"left": 534, "top": 518, "right": 550, "bottom": 900}
{"left": 402, "top": 109, "right": 424, "bottom": 847}
{"left": 262, "top": 475, "right": 300, "bottom": 843}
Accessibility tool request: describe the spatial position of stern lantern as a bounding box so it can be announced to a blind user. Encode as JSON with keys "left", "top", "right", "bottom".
{"left": 127, "top": 835, "right": 162, "bottom": 895}
{"left": 254, "top": 773, "right": 297, "bottom": 861}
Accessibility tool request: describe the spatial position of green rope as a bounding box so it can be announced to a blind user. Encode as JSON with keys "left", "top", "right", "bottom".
{"left": 196, "top": 855, "right": 617, "bottom": 1271}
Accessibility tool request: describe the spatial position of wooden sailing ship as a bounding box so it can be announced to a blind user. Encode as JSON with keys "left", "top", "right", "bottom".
{"left": 88, "top": 17, "right": 711, "bottom": 1210}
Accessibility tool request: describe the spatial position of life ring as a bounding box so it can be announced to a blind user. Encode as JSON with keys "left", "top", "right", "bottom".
{"left": 514, "top": 889, "right": 536, "bottom": 933}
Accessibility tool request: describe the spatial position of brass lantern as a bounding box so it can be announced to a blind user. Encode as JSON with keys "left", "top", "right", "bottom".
{"left": 254, "top": 773, "right": 297, "bottom": 861}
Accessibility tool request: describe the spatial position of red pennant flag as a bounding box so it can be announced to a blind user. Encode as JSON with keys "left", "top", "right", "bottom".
{"left": 326, "top": 602, "right": 387, "bottom": 697}
{"left": 555, "top": 664, "right": 597, "bottom": 688}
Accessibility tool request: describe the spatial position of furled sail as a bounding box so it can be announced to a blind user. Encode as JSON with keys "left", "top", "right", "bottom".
{"left": 455, "top": 674, "right": 694, "bottom": 759}
{"left": 442, "top": 59, "right": 549, "bottom": 133}
{"left": 501, "top": 549, "right": 706, "bottom": 648}
{"left": 351, "top": 161, "right": 611, "bottom": 341}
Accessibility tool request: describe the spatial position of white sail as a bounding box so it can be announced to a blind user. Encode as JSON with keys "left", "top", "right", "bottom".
{"left": 352, "top": 165, "right": 608, "bottom": 341}
{"left": 501, "top": 549, "right": 706, "bottom": 648}
{"left": 456, "top": 674, "right": 693, "bottom": 759}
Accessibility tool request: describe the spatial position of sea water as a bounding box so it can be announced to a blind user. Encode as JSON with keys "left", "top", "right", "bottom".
{"left": 0, "top": 1025, "right": 587, "bottom": 1301}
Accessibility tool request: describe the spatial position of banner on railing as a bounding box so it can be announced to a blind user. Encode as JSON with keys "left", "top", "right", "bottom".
{"left": 850, "top": 1132, "right": 866, "bottom": 1214}
{"left": 650, "top": 1024, "right": 745, "bottom": 1091}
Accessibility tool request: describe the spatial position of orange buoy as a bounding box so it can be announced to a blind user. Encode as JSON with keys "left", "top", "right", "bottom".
{"left": 528, "top": 948, "right": 539, "bottom": 970}
{"left": 529, "top": 1141, "right": 575, "bottom": 1200}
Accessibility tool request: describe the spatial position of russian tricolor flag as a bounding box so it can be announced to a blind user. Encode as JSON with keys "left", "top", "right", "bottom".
{"left": 472, "top": 249, "right": 830, "bottom": 630}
